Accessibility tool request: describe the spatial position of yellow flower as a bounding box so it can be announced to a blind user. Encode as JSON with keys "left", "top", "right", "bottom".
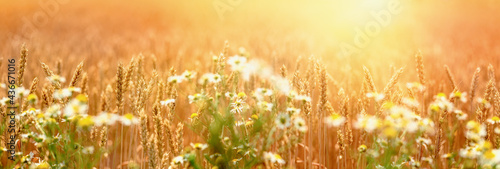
{"left": 27, "top": 94, "right": 38, "bottom": 103}
{"left": 251, "top": 114, "right": 259, "bottom": 120}
{"left": 77, "top": 116, "right": 94, "bottom": 129}
{"left": 76, "top": 94, "right": 88, "bottom": 103}
{"left": 36, "top": 161, "right": 50, "bottom": 169}
{"left": 237, "top": 92, "right": 246, "bottom": 99}
{"left": 488, "top": 116, "right": 500, "bottom": 124}
{"left": 358, "top": 145, "right": 367, "bottom": 153}
{"left": 441, "top": 153, "right": 452, "bottom": 159}
{"left": 381, "top": 101, "right": 395, "bottom": 109}
{"left": 37, "top": 113, "right": 45, "bottom": 119}
{"left": 437, "top": 92, "right": 446, "bottom": 98}
{"left": 324, "top": 113, "right": 346, "bottom": 127}
{"left": 274, "top": 154, "right": 285, "bottom": 164}
{"left": 191, "top": 113, "right": 199, "bottom": 119}
{"left": 245, "top": 120, "right": 254, "bottom": 127}
{"left": 190, "top": 143, "right": 208, "bottom": 151}
{"left": 121, "top": 113, "right": 139, "bottom": 126}
{"left": 382, "top": 127, "right": 397, "bottom": 138}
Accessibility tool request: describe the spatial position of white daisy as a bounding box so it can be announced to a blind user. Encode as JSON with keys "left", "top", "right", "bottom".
{"left": 160, "top": 99, "right": 176, "bottom": 106}
{"left": 275, "top": 113, "right": 291, "bottom": 129}
{"left": 294, "top": 117, "right": 308, "bottom": 132}
{"left": 325, "top": 113, "right": 346, "bottom": 127}
{"left": 227, "top": 55, "right": 247, "bottom": 72}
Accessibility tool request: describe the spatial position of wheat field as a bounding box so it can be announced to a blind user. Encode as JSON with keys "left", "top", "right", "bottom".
{"left": 1, "top": 0, "right": 500, "bottom": 168}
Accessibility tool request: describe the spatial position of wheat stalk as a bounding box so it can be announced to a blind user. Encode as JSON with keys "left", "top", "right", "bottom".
{"left": 470, "top": 67, "right": 481, "bottom": 111}
{"left": 363, "top": 66, "right": 377, "bottom": 93}
{"left": 69, "top": 61, "right": 84, "bottom": 87}
{"left": 383, "top": 67, "right": 404, "bottom": 96}
{"left": 444, "top": 65, "right": 457, "bottom": 91}
{"left": 18, "top": 44, "right": 28, "bottom": 87}
{"left": 415, "top": 50, "right": 426, "bottom": 86}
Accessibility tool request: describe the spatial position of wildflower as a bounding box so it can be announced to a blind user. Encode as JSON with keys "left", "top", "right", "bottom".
{"left": 93, "top": 112, "right": 120, "bottom": 126}
{"left": 253, "top": 88, "right": 273, "bottom": 100}
{"left": 263, "top": 152, "right": 285, "bottom": 164}
{"left": 82, "top": 146, "right": 94, "bottom": 154}
{"left": 15, "top": 87, "right": 30, "bottom": 99}
{"left": 477, "top": 98, "right": 492, "bottom": 109}
{"left": 325, "top": 113, "right": 346, "bottom": 127}
{"left": 77, "top": 116, "right": 94, "bottom": 130}
{"left": 450, "top": 91, "right": 467, "bottom": 103}
{"left": 401, "top": 97, "right": 419, "bottom": 108}
{"left": 422, "top": 157, "right": 433, "bottom": 164}
{"left": 272, "top": 77, "right": 292, "bottom": 94}
{"left": 257, "top": 101, "right": 273, "bottom": 111}
{"left": 235, "top": 121, "right": 245, "bottom": 127}
{"left": 460, "top": 146, "right": 481, "bottom": 159}
{"left": 68, "top": 87, "right": 82, "bottom": 93}
{"left": 251, "top": 114, "right": 259, "bottom": 120}
{"left": 406, "top": 82, "right": 425, "bottom": 92}
{"left": 64, "top": 99, "right": 89, "bottom": 118}
{"left": 358, "top": 145, "right": 367, "bottom": 153}
{"left": 232, "top": 158, "right": 242, "bottom": 165}
{"left": 294, "top": 95, "right": 311, "bottom": 103}
{"left": 121, "top": 113, "right": 139, "bottom": 126}
{"left": 0, "top": 97, "right": 9, "bottom": 106}
{"left": 227, "top": 55, "right": 247, "bottom": 72}
{"left": 442, "top": 153, "right": 453, "bottom": 159}
{"left": 354, "top": 115, "right": 379, "bottom": 132}
{"left": 429, "top": 94, "right": 454, "bottom": 113}
{"left": 381, "top": 101, "right": 395, "bottom": 110}
{"left": 293, "top": 117, "right": 308, "bottom": 132}
{"left": 198, "top": 73, "right": 221, "bottom": 84}
{"left": 171, "top": 155, "right": 185, "bottom": 165}
{"left": 487, "top": 116, "right": 500, "bottom": 124}
{"left": 366, "top": 92, "right": 385, "bottom": 102}
{"left": 190, "top": 113, "right": 199, "bottom": 119}
{"left": 454, "top": 110, "right": 468, "bottom": 120}
{"left": 20, "top": 153, "right": 33, "bottom": 164}
{"left": 466, "top": 121, "right": 487, "bottom": 139}
{"left": 416, "top": 137, "right": 431, "bottom": 146}
{"left": 256, "top": 88, "right": 273, "bottom": 96}
{"left": 418, "top": 118, "right": 435, "bottom": 133}
{"left": 237, "top": 92, "right": 247, "bottom": 99}
{"left": 35, "top": 161, "right": 50, "bottom": 169}
{"left": 168, "top": 75, "right": 186, "bottom": 84}
{"left": 75, "top": 93, "right": 87, "bottom": 103}
{"left": 230, "top": 99, "right": 246, "bottom": 114}
{"left": 20, "top": 108, "right": 38, "bottom": 117}
{"left": 382, "top": 127, "right": 398, "bottom": 139}
{"left": 245, "top": 120, "right": 254, "bottom": 127}
{"left": 45, "top": 104, "right": 62, "bottom": 118}
{"left": 181, "top": 70, "right": 196, "bottom": 80}
{"left": 275, "top": 113, "right": 291, "bottom": 129}
{"left": 286, "top": 107, "right": 301, "bottom": 115}
{"left": 190, "top": 143, "right": 208, "bottom": 151}
{"left": 160, "top": 99, "right": 176, "bottom": 106}
{"left": 47, "top": 75, "right": 66, "bottom": 86}
{"left": 53, "top": 88, "right": 72, "bottom": 99}
{"left": 27, "top": 94, "right": 38, "bottom": 104}
{"left": 225, "top": 92, "right": 236, "bottom": 99}
{"left": 188, "top": 94, "right": 203, "bottom": 104}
{"left": 405, "top": 120, "right": 420, "bottom": 133}
{"left": 238, "top": 47, "right": 248, "bottom": 56}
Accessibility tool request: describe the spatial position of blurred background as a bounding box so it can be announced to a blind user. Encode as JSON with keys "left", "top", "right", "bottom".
{"left": 1, "top": 0, "right": 500, "bottom": 93}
